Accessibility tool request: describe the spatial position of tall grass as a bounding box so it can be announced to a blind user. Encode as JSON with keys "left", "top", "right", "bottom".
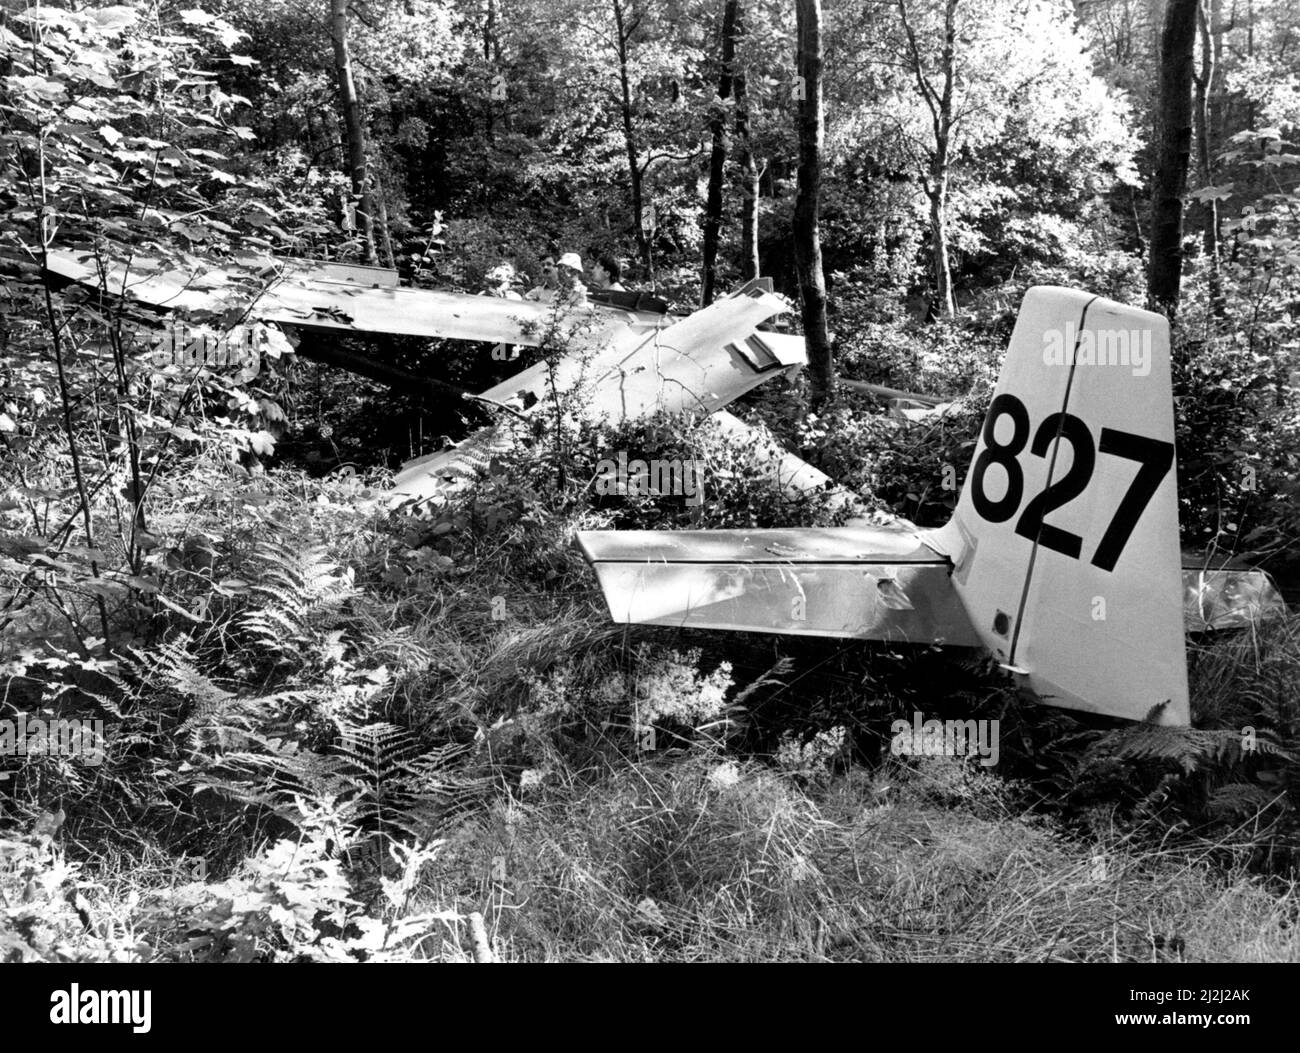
{"left": 417, "top": 756, "right": 1300, "bottom": 962}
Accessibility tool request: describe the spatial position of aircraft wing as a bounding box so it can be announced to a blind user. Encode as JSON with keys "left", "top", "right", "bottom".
{"left": 47, "top": 249, "right": 817, "bottom": 507}
{"left": 575, "top": 527, "right": 981, "bottom": 646}
{"left": 44, "top": 249, "right": 658, "bottom": 346}
{"left": 579, "top": 290, "right": 805, "bottom": 418}
{"left": 390, "top": 290, "right": 813, "bottom": 507}
{"left": 45, "top": 248, "right": 225, "bottom": 313}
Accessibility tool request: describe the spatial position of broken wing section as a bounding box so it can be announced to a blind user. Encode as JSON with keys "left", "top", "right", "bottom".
{"left": 576, "top": 528, "right": 978, "bottom": 645}
{"left": 707, "top": 410, "right": 852, "bottom": 507}
{"left": 390, "top": 289, "right": 810, "bottom": 508}
{"left": 478, "top": 286, "right": 800, "bottom": 416}
{"left": 257, "top": 282, "right": 581, "bottom": 344}
{"left": 586, "top": 290, "right": 804, "bottom": 418}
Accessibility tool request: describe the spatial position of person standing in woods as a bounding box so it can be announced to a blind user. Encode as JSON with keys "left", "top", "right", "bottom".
{"left": 590, "top": 255, "right": 627, "bottom": 292}
{"left": 556, "top": 252, "right": 589, "bottom": 304}
{"left": 524, "top": 253, "right": 561, "bottom": 302}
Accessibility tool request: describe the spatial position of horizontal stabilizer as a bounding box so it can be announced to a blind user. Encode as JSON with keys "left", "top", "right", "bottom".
{"left": 576, "top": 527, "right": 979, "bottom": 645}
{"left": 576, "top": 529, "right": 1285, "bottom": 653}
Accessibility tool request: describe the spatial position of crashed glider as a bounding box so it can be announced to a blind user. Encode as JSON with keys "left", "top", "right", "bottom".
{"left": 46, "top": 251, "right": 1283, "bottom": 717}
{"left": 577, "top": 287, "right": 1288, "bottom": 725}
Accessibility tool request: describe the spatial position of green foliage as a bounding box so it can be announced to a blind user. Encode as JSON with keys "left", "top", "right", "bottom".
{"left": 793, "top": 393, "right": 987, "bottom": 526}
{"left": 0, "top": 807, "right": 473, "bottom": 962}
{"left": 0, "top": 810, "right": 149, "bottom": 963}
{"left": 0, "top": 1, "right": 307, "bottom": 662}
{"left": 1172, "top": 331, "right": 1298, "bottom": 561}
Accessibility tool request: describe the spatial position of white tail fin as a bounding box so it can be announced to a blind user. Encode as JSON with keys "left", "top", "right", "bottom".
{"left": 926, "top": 287, "right": 1189, "bottom": 724}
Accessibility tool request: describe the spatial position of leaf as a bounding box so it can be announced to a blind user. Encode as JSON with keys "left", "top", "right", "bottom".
{"left": 98, "top": 125, "right": 122, "bottom": 148}
{"left": 0, "top": 413, "right": 15, "bottom": 433}
{"left": 179, "top": 9, "right": 215, "bottom": 25}
{"left": 259, "top": 325, "right": 294, "bottom": 359}
{"left": 93, "top": 6, "right": 138, "bottom": 30}
{"left": 8, "top": 76, "right": 66, "bottom": 101}
{"left": 248, "top": 430, "right": 276, "bottom": 456}
{"left": 635, "top": 897, "right": 667, "bottom": 928}
{"left": 32, "top": 810, "right": 65, "bottom": 837}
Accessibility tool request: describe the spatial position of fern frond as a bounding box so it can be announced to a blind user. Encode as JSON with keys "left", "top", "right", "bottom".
{"left": 237, "top": 540, "right": 356, "bottom": 663}
{"left": 1098, "top": 725, "right": 1245, "bottom": 773}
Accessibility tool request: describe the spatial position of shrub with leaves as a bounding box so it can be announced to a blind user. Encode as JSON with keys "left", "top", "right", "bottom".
{"left": 0, "top": 2, "right": 311, "bottom": 662}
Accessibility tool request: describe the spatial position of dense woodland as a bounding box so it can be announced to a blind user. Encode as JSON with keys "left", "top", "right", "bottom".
{"left": 1, "top": 0, "right": 1299, "bottom": 963}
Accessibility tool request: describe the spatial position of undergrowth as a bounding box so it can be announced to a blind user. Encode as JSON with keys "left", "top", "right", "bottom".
{"left": 2, "top": 313, "right": 1297, "bottom": 963}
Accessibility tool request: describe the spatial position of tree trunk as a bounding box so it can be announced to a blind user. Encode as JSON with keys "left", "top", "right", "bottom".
{"left": 794, "top": 0, "right": 833, "bottom": 406}
{"left": 899, "top": 0, "right": 957, "bottom": 317}
{"left": 613, "top": 0, "right": 653, "bottom": 283}
{"left": 374, "top": 177, "right": 396, "bottom": 268}
{"left": 1193, "top": 0, "right": 1223, "bottom": 312}
{"left": 1147, "top": 0, "right": 1199, "bottom": 317}
{"left": 734, "top": 62, "right": 760, "bottom": 281}
{"left": 931, "top": 1, "right": 957, "bottom": 317}
{"left": 927, "top": 164, "right": 955, "bottom": 318}
{"left": 701, "top": 0, "right": 739, "bottom": 305}
{"left": 330, "top": 0, "right": 377, "bottom": 265}
{"left": 484, "top": 0, "right": 496, "bottom": 142}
